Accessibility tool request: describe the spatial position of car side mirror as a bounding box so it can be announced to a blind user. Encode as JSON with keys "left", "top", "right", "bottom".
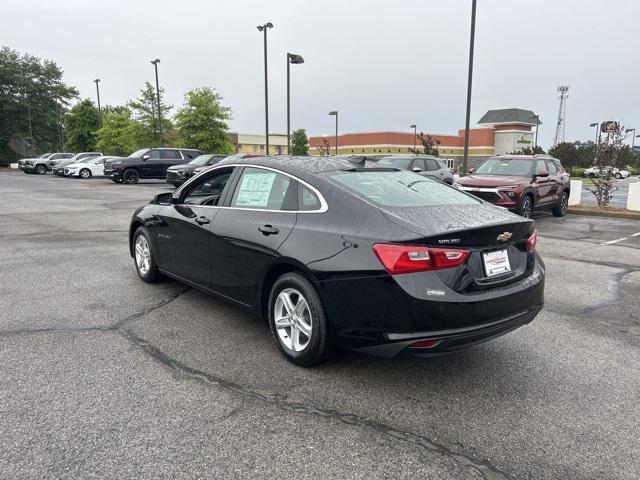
{"left": 142, "top": 154, "right": 150, "bottom": 161}
{"left": 412, "top": 167, "right": 422, "bottom": 172}
{"left": 154, "top": 192, "right": 174, "bottom": 205}
{"left": 536, "top": 170, "right": 549, "bottom": 178}
{"left": 468, "top": 168, "right": 475, "bottom": 174}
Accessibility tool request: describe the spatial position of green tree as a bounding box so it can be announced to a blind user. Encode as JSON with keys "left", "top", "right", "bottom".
{"left": 95, "top": 106, "right": 143, "bottom": 156}
{"left": 173, "top": 87, "right": 234, "bottom": 153}
{"left": 128, "top": 81, "right": 173, "bottom": 146}
{"left": 410, "top": 133, "right": 440, "bottom": 156}
{"left": 548, "top": 142, "right": 579, "bottom": 169}
{"left": 63, "top": 99, "right": 100, "bottom": 152}
{"left": 512, "top": 145, "right": 545, "bottom": 155}
{"left": 0, "top": 47, "right": 77, "bottom": 164}
{"left": 289, "top": 128, "right": 309, "bottom": 155}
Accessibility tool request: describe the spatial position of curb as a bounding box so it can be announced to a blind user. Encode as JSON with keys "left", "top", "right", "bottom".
{"left": 568, "top": 207, "right": 640, "bottom": 221}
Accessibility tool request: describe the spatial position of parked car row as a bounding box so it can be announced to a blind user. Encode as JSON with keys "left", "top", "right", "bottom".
{"left": 583, "top": 165, "right": 630, "bottom": 179}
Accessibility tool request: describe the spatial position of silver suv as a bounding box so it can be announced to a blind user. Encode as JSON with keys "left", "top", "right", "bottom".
{"left": 20, "top": 152, "right": 74, "bottom": 174}
{"left": 377, "top": 155, "right": 454, "bottom": 185}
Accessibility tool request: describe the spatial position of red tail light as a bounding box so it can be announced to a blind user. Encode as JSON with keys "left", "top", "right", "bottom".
{"left": 372, "top": 244, "right": 470, "bottom": 275}
{"left": 526, "top": 229, "right": 538, "bottom": 252}
{"left": 408, "top": 339, "right": 442, "bottom": 349}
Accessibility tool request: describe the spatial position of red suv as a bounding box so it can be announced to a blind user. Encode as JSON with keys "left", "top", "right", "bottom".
{"left": 455, "top": 155, "right": 570, "bottom": 218}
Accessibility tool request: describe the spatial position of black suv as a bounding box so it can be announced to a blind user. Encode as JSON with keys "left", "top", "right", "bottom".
{"left": 165, "top": 154, "right": 228, "bottom": 186}
{"left": 104, "top": 147, "right": 204, "bottom": 184}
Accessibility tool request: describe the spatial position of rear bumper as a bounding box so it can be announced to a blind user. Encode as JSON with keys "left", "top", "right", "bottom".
{"left": 317, "top": 256, "right": 545, "bottom": 357}
{"left": 355, "top": 305, "right": 541, "bottom": 358}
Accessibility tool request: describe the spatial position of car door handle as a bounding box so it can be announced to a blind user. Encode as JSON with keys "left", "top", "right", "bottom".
{"left": 258, "top": 225, "right": 279, "bottom": 235}
{"left": 195, "top": 216, "right": 210, "bottom": 225}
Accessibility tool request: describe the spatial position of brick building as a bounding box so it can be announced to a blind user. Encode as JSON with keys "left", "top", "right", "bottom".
{"left": 308, "top": 108, "right": 539, "bottom": 169}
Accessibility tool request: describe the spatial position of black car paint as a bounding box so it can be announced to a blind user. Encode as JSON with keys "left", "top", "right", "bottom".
{"left": 165, "top": 155, "right": 228, "bottom": 186}
{"left": 129, "top": 156, "right": 544, "bottom": 357}
{"left": 105, "top": 148, "right": 203, "bottom": 181}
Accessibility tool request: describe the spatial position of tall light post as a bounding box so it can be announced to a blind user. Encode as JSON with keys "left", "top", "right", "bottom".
{"left": 410, "top": 124, "right": 417, "bottom": 153}
{"left": 94, "top": 79, "right": 102, "bottom": 126}
{"left": 531, "top": 114, "right": 540, "bottom": 149}
{"left": 589, "top": 122, "right": 600, "bottom": 145}
{"left": 625, "top": 128, "right": 636, "bottom": 152}
{"left": 462, "top": 0, "right": 477, "bottom": 174}
{"left": 286, "top": 53, "right": 304, "bottom": 154}
{"left": 257, "top": 22, "right": 274, "bottom": 155}
{"left": 150, "top": 59, "right": 163, "bottom": 146}
{"left": 329, "top": 111, "right": 338, "bottom": 155}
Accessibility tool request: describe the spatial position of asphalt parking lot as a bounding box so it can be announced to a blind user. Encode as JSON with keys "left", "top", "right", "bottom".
{"left": 1, "top": 172, "right": 639, "bottom": 480}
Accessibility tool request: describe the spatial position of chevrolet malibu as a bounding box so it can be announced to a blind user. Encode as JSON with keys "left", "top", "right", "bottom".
{"left": 129, "top": 156, "right": 544, "bottom": 366}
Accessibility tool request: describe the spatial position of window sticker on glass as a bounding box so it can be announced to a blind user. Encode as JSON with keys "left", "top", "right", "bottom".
{"left": 235, "top": 171, "right": 276, "bottom": 208}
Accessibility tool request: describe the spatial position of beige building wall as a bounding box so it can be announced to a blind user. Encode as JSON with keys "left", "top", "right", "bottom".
{"left": 235, "top": 133, "right": 288, "bottom": 155}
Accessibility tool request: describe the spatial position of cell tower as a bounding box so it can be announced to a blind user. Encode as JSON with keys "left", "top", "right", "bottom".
{"left": 553, "top": 85, "right": 569, "bottom": 146}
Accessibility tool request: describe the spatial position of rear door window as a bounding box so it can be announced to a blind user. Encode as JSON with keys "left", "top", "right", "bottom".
{"left": 160, "top": 149, "right": 181, "bottom": 159}
{"left": 330, "top": 170, "right": 479, "bottom": 207}
{"left": 425, "top": 159, "right": 440, "bottom": 171}
{"left": 230, "top": 167, "right": 297, "bottom": 210}
{"left": 299, "top": 184, "right": 321, "bottom": 211}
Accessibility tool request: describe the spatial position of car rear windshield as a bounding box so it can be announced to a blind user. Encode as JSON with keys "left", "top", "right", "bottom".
{"left": 475, "top": 159, "right": 533, "bottom": 176}
{"left": 329, "top": 170, "right": 479, "bottom": 207}
{"left": 377, "top": 157, "right": 412, "bottom": 169}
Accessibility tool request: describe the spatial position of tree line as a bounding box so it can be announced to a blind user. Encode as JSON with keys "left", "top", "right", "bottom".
{"left": 1, "top": 46, "right": 311, "bottom": 165}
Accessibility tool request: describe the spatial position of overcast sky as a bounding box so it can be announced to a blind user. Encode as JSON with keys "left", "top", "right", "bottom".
{"left": 5, "top": 0, "right": 639, "bottom": 148}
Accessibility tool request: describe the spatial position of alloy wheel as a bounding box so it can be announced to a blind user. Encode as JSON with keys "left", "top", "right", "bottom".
{"left": 561, "top": 194, "right": 568, "bottom": 214}
{"left": 274, "top": 288, "right": 313, "bottom": 352}
{"left": 80, "top": 169, "right": 91, "bottom": 179}
{"left": 36, "top": 165, "right": 46, "bottom": 175}
{"left": 521, "top": 198, "right": 532, "bottom": 218}
{"left": 123, "top": 169, "right": 139, "bottom": 184}
{"left": 134, "top": 235, "right": 151, "bottom": 275}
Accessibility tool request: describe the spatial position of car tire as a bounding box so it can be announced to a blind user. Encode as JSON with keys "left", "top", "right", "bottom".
{"left": 588, "top": 173, "right": 596, "bottom": 179}
{"left": 268, "top": 272, "right": 331, "bottom": 367}
{"left": 35, "top": 164, "right": 47, "bottom": 175}
{"left": 516, "top": 194, "right": 533, "bottom": 219}
{"left": 614, "top": 172, "right": 622, "bottom": 179}
{"left": 552, "top": 191, "right": 569, "bottom": 217}
{"left": 80, "top": 168, "right": 92, "bottom": 179}
{"left": 133, "top": 227, "right": 160, "bottom": 283}
{"left": 123, "top": 169, "right": 139, "bottom": 184}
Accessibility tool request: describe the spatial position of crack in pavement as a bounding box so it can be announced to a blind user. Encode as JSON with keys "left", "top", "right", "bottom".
{"left": 1, "top": 285, "right": 511, "bottom": 480}
{"left": 119, "top": 327, "right": 512, "bottom": 480}
{"left": 0, "top": 286, "right": 191, "bottom": 338}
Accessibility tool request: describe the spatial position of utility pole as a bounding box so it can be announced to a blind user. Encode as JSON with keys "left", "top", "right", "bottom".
{"left": 462, "top": 0, "right": 477, "bottom": 174}
{"left": 410, "top": 124, "right": 417, "bottom": 153}
{"left": 150, "top": 59, "right": 163, "bottom": 146}
{"left": 94, "top": 79, "right": 102, "bottom": 126}
{"left": 553, "top": 85, "right": 569, "bottom": 146}
{"left": 257, "top": 22, "right": 273, "bottom": 155}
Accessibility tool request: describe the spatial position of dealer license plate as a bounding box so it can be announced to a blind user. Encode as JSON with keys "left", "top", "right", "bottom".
{"left": 483, "top": 249, "right": 511, "bottom": 277}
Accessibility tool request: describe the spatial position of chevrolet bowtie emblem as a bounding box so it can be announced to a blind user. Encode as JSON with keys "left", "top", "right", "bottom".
{"left": 497, "top": 232, "right": 512, "bottom": 241}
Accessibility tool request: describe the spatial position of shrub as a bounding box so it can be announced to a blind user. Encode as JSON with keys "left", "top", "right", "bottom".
{"left": 570, "top": 167, "right": 586, "bottom": 177}
{"left": 628, "top": 167, "right": 640, "bottom": 176}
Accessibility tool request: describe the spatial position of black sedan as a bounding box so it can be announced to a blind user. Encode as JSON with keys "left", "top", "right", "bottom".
{"left": 129, "top": 156, "right": 544, "bottom": 366}
{"left": 165, "top": 154, "right": 228, "bottom": 187}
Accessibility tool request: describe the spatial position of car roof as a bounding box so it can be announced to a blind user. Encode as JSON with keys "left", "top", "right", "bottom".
{"left": 216, "top": 155, "right": 381, "bottom": 175}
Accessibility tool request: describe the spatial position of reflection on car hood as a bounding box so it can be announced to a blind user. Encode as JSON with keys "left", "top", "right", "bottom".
{"left": 456, "top": 175, "right": 531, "bottom": 187}
{"left": 167, "top": 163, "right": 193, "bottom": 171}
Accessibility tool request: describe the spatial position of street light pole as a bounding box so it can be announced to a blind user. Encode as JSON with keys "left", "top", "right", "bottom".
{"left": 329, "top": 111, "right": 338, "bottom": 155}
{"left": 150, "top": 59, "right": 163, "bottom": 146}
{"left": 462, "top": 0, "right": 477, "bottom": 174}
{"left": 257, "top": 22, "right": 273, "bottom": 155}
{"left": 625, "top": 128, "right": 636, "bottom": 152}
{"left": 94, "top": 79, "right": 102, "bottom": 126}
{"left": 410, "top": 124, "right": 417, "bottom": 153}
{"left": 590, "top": 122, "right": 599, "bottom": 145}
{"left": 286, "top": 53, "right": 304, "bottom": 154}
{"left": 532, "top": 115, "right": 540, "bottom": 149}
